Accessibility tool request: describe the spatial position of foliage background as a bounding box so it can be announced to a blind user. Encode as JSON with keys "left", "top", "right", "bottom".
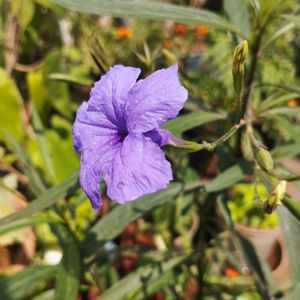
{"left": 1, "top": 0, "right": 300, "bottom": 299}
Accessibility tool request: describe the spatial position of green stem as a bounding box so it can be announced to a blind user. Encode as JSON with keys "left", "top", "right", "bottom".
{"left": 171, "top": 120, "right": 245, "bottom": 153}
{"left": 206, "top": 120, "right": 246, "bottom": 150}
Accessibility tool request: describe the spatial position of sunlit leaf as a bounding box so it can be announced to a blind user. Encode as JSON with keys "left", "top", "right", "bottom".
{"left": 0, "top": 69, "right": 25, "bottom": 142}
{"left": 162, "top": 111, "right": 225, "bottom": 137}
{"left": 0, "top": 171, "right": 79, "bottom": 227}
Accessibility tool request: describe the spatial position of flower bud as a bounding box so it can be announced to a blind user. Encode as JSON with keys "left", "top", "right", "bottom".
{"left": 168, "top": 136, "right": 204, "bottom": 152}
{"left": 232, "top": 40, "right": 248, "bottom": 103}
{"left": 255, "top": 148, "right": 274, "bottom": 172}
{"left": 262, "top": 180, "right": 287, "bottom": 214}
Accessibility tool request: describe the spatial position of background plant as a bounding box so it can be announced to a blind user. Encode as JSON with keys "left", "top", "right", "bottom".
{"left": 1, "top": 0, "right": 300, "bottom": 299}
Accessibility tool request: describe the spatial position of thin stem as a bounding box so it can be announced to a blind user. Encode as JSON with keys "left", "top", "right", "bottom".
{"left": 210, "top": 119, "right": 246, "bottom": 149}
{"left": 198, "top": 119, "right": 246, "bottom": 152}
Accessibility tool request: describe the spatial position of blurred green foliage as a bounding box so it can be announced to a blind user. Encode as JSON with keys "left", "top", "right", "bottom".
{"left": 0, "top": 0, "right": 300, "bottom": 299}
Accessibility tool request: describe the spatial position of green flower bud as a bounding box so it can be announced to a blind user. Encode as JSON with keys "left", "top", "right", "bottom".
{"left": 255, "top": 148, "right": 274, "bottom": 172}
{"left": 232, "top": 40, "right": 248, "bottom": 105}
{"left": 168, "top": 137, "right": 205, "bottom": 152}
{"left": 262, "top": 180, "right": 287, "bottom": 214}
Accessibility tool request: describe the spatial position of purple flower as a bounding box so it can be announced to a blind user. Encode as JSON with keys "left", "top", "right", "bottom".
{"left": 72, "top": 64, "right": 188, "bottom": 209}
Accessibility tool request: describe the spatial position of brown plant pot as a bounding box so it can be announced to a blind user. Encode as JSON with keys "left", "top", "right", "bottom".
{"left": 236, "top": 224, "right": 290, "bottom": 288}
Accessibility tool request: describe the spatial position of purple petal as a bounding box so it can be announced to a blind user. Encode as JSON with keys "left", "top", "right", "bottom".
{"left": 144, "top": 128, "right": 173, "bottom": 146}
{"left": 72, "top": 102, "right": 119, "bottom": 154}
{"left": 79, "top": 151, "right": 103, "bottom": 210}
{"left": 89, "top": 65, "right": 141, "bottom": 128}
{"left": 73, "top": 101, "right": 123, "bottom": 209}
{"left": 103, "top": 133, "right": 173, "bottom": 204}
{"left": 125, "top": 64, "right": 188, "bottom": 132}
{"left": 78, "top": 137, "right": 122, "bottom": 209}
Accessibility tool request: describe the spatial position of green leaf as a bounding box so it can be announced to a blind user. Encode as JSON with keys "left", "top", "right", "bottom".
{"left": 100, "top": 254, "right": 189, "bottom": 300}
{"left": 0, "top": 171, "right": 79, "bottom": 227}
{"left": 0, "top": 215, "right": 56, "bottom": 236}
{"left": 272, "top": 144, "right": 300, "bottom": 160}
{"left": 262, "top": 83, "right": 300, "bottom": 96}
{"left": 258, "top": 92, "right": 298, "bottom": 112}
{"left": 278, "top": 205, "right": 300, "bottom": 284}
{"left": 260, "top": 23, "right": 295, "bottom": 54}
{"left": 234, "top": 234, "right": 270, "bottom": 298}
{"left": 283, "top": 14, "right": 300, "bottom": 28}
{"left": 27, "top": 69, "right": 49, "bottom": 119}
{"left": 54, "top": 226, "right": 80, "bottom": 300}
{"left": 205, "top": 163, "right": 248, "bottom": 192}
{"left": 162, "top": 111, "right": 225, "bottom": 137}
{"left": 0, "top": 68, "right": 25, "bottom": 142}
{"left": 133, "top": 269, "right": 174, "bottom": 300}
{"left": 26, "top": 51, "right": 74, "bottom": 119}
{"left": 12, "top": 0, "right": 35, "bottom": 28}
{"left": 217, "top": 196, "right": 270, "bottom": 298}
{"left": 31, "top": 105, "right": 56, "bottom": 181}
{"left": 1, "top": 128, "right": 46, "bottom": 195}
{"left": 82, "top": 182, "right": 182, "bottom": 258}
{"left": 49, "top": 73, "right": 92, "bottom": 86}
{"left": 49, "top": 0, "right": 240, "bottom": 34}
{"left": 0, "top": 265, "right": 57, "bottom": 300}
{"left": 83, "top": 164, "right": 246, "bottom": 259}
{"left": 282, "top": 197, "right": 300, "bottom": 223}
{"left": 32, "top": 290, "right": 55, "bottom": 300}
{"left": 262, "top": 107, "right": 300, "bottom": 116}
{"left": 223, "top": 0, "right": 250, "bottom": 38}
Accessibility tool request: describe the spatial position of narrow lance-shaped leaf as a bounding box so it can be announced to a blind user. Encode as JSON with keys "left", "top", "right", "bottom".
{"left": 49, "top": 0, "right": 242, "bottom": 35}
{"left": 82, "top": 183, "right": 182, "bottom": 258}
{"left": 205, "top": 163, "right": 248, "bottom": 192}
{"left": 278, "top": 205, "right": 300, "bottom": 284}
{"left": 162, "top": 111, "right": 225, "bottom": 137}
{"left": 262, "top": 83, "right": 300, "bottom": 96}
{"left": 100, "top": 254, "right": 189, "bottom": 300}
{"left": 281, "top": 197, "right": 300, "bottom": 223}
{"left": 272, "top": 144, "right": 300, "bottom": 160}
{"left": 31, "top": 104, "right": 56, "bottom": 181}
{"left": 0, "top": 171, "right": 79, "bottom": 227}
{"left": 282, "top": 15, "right": 300, "bottom": 28}
{"left": 1, "top": 128, "right": 46, "bottom": 195}
{"left": 53, "top": 225, "right": 80, "bottom": 300}
{"left": 217, "top": 196, "right": 270, "bottom": 298}
{"left": 83, "top": 163, "right": 247, "bottom": 259}
{"left": 0, "top": 265, "right": 58, "bottom": 300}
{"left": 0, "top": 215, "right": 56, "bottom": 236}
{"left": 223, "top": 0, "right": 250, "bottom": 38}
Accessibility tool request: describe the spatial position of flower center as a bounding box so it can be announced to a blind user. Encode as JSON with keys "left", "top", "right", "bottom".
{"left": 118, "top": 130, "right": 128, "bottom": 142}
